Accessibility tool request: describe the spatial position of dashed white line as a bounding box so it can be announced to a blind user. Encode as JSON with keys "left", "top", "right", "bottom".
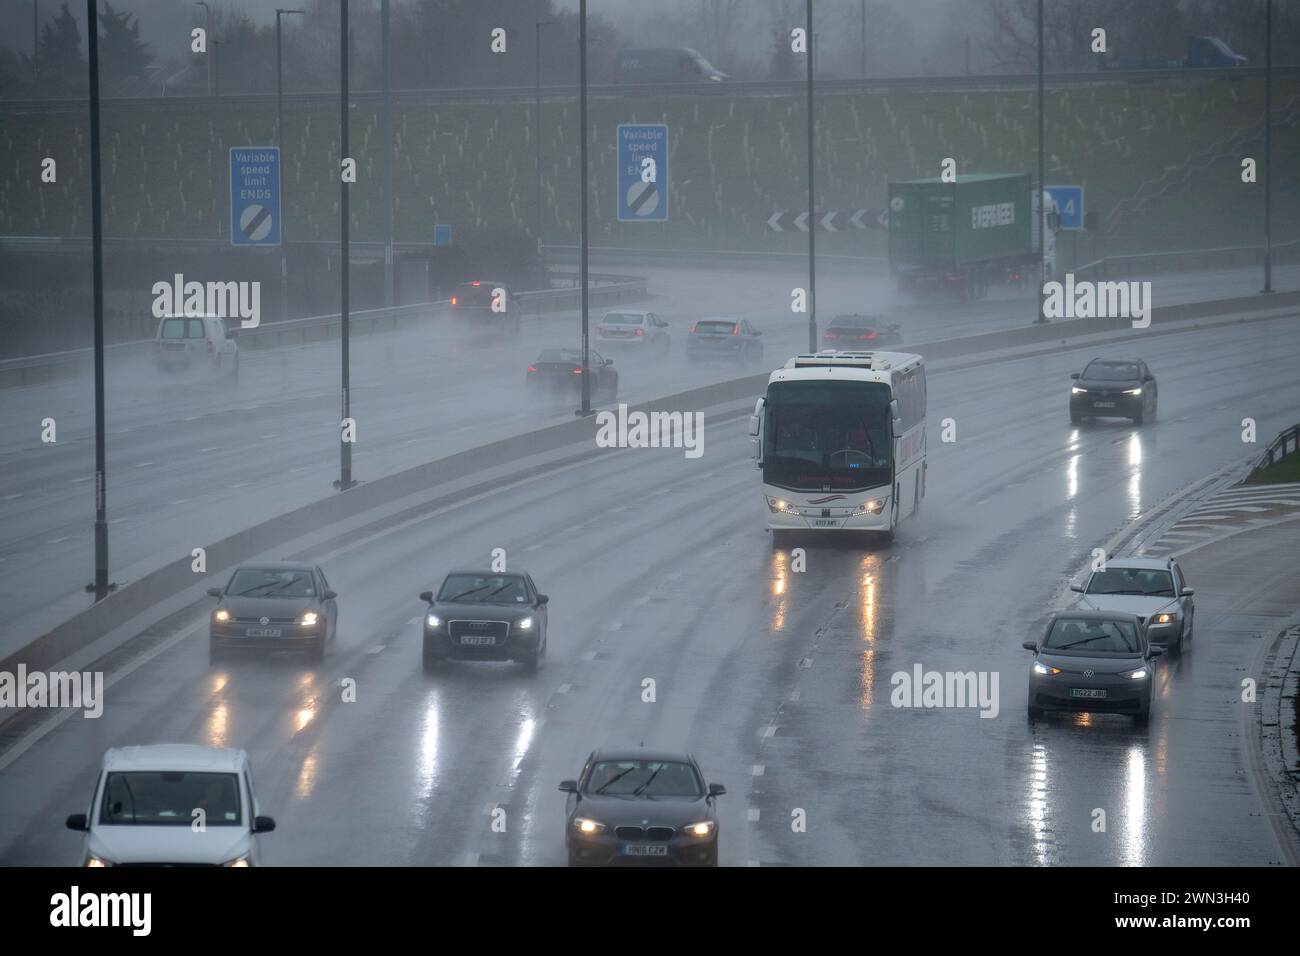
{"left": 761, "top": 725, "right": 777, "bottom": 738}
{"left": 556, "top": 683, "right": 572, "bottom": 694}
{"left": 751, "top": 765, "right": 765, "bottom": 777}
{"left": 747, "top": 808, "right": 761, "bottom": 822}
{"left": 789, "top": 690, "right": 800, "bottom": 702}
{"left": 367, "top": 645, "right": 385, "bottom": 654}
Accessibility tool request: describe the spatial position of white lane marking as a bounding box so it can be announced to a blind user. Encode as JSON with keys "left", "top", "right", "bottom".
{"left": 1182, "top": 514, "right": 1231, "bottom": 521}
{"left": 170, "top": 499, "right": 190, "bottom": 505}
{"left": 110, "top": 518, "right": 128, "bottom": 525}
{"left": 522, "top": 543, "right": 542, "bottom": 552}
{"left": 134, "top": 461, "right": 154, "bottom": 468}
{"left": 761, "top": 725, "right": 777, "bottom": 738}
{"left": 69, "top": 477, "right": 91, "bottom": 484}
{"left": 368, "top": 645, "right": 385, "bottom": 654}
{"left": 2, "top": 493, "right": 22, "bottom": 499}
{"left": 580, "top": 651, "right": 597, "bottom": 662}
{"left": 47, "top": 536, "right": 74, "bottom": 544}
{"left": 789, "top": 690, "right": 800, "bottom": 702}
{"left": 747, "top": 808, "right": 761, "bottom": 822}
{"left": 609, "top": 506, "right": 628, "bottom": 513}
{"left": 231, "top": 481, "right": 253, "bottom": 488}
{"left": 665, "top": 570, "right": 683, "bottom": 582}
{"left": 0, "top": 621, "right": 205, "bottom": 773}
{"left": 556, "top": 683, "right": 572, "bottom": 694}
{"left": 199, "top": 446, "right": 220, "bottom": 453}
{"left": 464, "top": 852, "right": 480, "bottom": 867}
{"left": 633, "top": 594, "right": 651, "bottom": 606}
{"left": 751, "top": 765, "right": 765, "bottom": 776}
{"left": 610, "top": 622, "right": 623, "bottom": 631}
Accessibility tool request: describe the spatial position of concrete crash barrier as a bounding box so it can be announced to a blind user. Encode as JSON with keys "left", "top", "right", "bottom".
{"left": 2, "top": 288, "right": 1295, "bottom": 688}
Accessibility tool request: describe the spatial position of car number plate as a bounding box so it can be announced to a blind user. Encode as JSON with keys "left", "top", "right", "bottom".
{"left": 460, "top": 635, "right": 495, "bottom": 646}
{"left": 1070, "top": 688, "right": 1107, "bottom": 699}
{"left": 246, "top": 627, "right": 281, "bottom": 638}
{"left": 622, "top": 844, "right": 668, "bottom": 857}
{"left": 1094, "top": 401, "right": 1115, "bottom": 408}
{"left": 813, "top": 519, "right": 838, "bottom": 527}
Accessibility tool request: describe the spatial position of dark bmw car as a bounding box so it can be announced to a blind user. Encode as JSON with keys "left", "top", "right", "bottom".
{"left": 1024, "top": 609, "right": 1163, "bottom": 725}
{"left": 449, "top": 280, "right": 519, "bottom": 332}
{"left": 560, "top": 749, "right": 726, "bottom": 866}
{"left": 1069, "top": 357, "right": 1158, "bottom": 424}
{"left": 525, "top": 348, "right": 618, "bottom": 401}
{"left": 207, "top": 562, "right": 338, "bottom": 661}
{"left": 821, "top": 313, "right": 903, "bottom": 349}
{"left": 420, "top": 571, "right": 548, "bottom": 672}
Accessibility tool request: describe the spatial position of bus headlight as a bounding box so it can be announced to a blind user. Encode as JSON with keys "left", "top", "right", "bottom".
{"left": 852, "top": 499, "right": 886, "bottom": 516}
{"left": 766, "top": 497, "right": 800, "bottom": 515}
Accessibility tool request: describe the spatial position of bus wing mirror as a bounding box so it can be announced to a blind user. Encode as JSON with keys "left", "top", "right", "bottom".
{"left": 889, "top": 399, "right": 902, "bottom": 432}
{"left": 749, "top": 398, "right": 765, "bottom": 463}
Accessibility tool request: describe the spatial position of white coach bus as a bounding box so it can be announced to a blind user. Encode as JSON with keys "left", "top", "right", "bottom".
{"left": 748, "top": 351, "right": 926, "bottom": 542}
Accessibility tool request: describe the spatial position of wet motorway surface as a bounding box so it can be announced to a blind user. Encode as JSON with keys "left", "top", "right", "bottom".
{"left": 1, "top": 312, "right": 1299, "bottom": 866}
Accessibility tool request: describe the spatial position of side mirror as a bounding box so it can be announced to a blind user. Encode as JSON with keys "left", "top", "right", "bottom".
{"left": 65, "top": 813, "right": 88, "bottom": 832}
{"left": 536, "top": 594, "right": 549, "bottom": 605}
{"left": 604, "top": 358, "right": 614, "bottom": 366}
{"left": 322, "top": 590, "right": 337, "bottom": 601}
{"left": 1070, "top": 372, "right": 1080, "bottom": 380}
{"left": 1148, "top": 647, "right": 1164, "bottom": 658}
{"left": 1143, "top": 374, "right": 1154, "bottom": 383}
{"left": 707, "top": 783, "right": 726, "bottom": 798}
{"left": 418, "top": 591, "right": 433, "bottom": 604}
{"left": 558, "top": 780, "right": 579, "bottom": 794}
{"left": 1021, "top": 641, "right": 1037, "bottom": 652}
{"left": 1180, "top": 587, "right": 1194, "bottom": 597}
{"left": 207, "top": 587, "right": 223, "bottom": 598}
{"left": 1069, "top": 583, "right": 1084, "bottom": 593}
{"left": 252, "top": 815, "right": 276, "bottom": 834}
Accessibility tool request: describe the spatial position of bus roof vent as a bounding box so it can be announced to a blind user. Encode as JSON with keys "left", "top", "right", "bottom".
{"left": 788, "top": 350, "right": 889, "bottom": 370}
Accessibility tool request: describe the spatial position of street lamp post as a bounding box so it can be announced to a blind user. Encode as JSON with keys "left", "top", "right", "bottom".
{"left": 578, "top": 1, "right": 591, "bottom": 417}
{"left": 1034, "top": 0, "right": 1047, "bottom": 324}
{"left": 195, "top": 1, "right": 211, "bottom": 96}
{"left": 336, "top": 0, "right": 355, "bottom": 489}
{"left": 535, "top": 18, "right": 557, "bottom": 251}
{"left": 382, "top": 0, "right": 394, "bottom": 307}
{"left": 276, "top": 9, "right": 303, "bottom": 324}
{"left": 806, "top": 0, "right": 817, "bottom": 351}
{"left": 1262, "top": 0, "right": 1273, "bottom": 294}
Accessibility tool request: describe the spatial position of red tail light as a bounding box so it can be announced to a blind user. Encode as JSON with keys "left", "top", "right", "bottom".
{"left": 527, "top": 365, "right": 537, "bottom": 372}
{"left": 634, "top": 328, "right": 645, "bottom": 337}
{"left": 471, "top": 281, "right": 481, "bottom": 286}
{"left": 731, "top": 325, "right": 739, "bottom": 335}
{"left": 572, "top": 368, "right": 582, "bottom": 374}
{"left": 860, "top": 332, "right": 878, "bottom": 340}
{"left": 824, "top": 332, "right": 838, "bottom": 340}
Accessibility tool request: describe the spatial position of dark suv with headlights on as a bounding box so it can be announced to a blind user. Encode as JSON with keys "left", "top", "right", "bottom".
{"left": 207, "top": 562, "right": 338, "bottom": 661}
{"left": 1069, "top": 358, "right": 1157, "bottom": 424}
{"left": 420, "top": 571, "right": 548, "bottom": 673}
{"left": 560, "top": 749, "right": 725, "bottom": 866}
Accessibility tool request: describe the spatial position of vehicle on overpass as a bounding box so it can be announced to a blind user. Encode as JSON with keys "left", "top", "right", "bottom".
{"left": 65, "top": 744, "right": 276, "bottom": 867}
{"left": 749, "top": 350, "right": 926, "bottom": 543}
{"left": 560, "top": 749, "right": 725, "bottom": 866}
{"left": 887, "top": 173, "right": 1039, "bottom": 300}
{"left": 1099, "top": 35, "right": 1248, "bottom": 71}
{"left": 614, "top": 47, "right": 728, "bottom": 85}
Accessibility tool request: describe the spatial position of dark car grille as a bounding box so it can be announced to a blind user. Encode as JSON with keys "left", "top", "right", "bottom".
{"left": 448, "top": 620, "right": 509, "bottom": 644}
{"left": 614, "top": 825, "right": 676, "bottom": 841}
{"left": 232, "top": 616, "right": 298, "bottom": 625}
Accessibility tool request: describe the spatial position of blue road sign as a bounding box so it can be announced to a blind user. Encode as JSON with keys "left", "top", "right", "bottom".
{"left": 434, "top": 223, "right": 453, "bottom": 247}
{"left": 1045, "top": 185, "right": 1084, "bottom": 231}
{"left": 229, "top": 147, "right": 281, "bottom": 246}
{"left": 617, "top": 124, "right": 668, "bottom": 222}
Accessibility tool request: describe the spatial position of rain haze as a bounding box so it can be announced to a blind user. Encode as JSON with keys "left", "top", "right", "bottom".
{"left": 0, "top": 0, "right": 1298, "bottom": 913}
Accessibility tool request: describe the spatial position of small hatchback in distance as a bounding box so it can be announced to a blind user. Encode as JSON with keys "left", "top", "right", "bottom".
{"left": 595, "top": 309, "right": 671, "bottom": 353}
{"left": 686, "top": 317, "right": 763, "bottom": 365}
{"left": 207, "top": 562, "right": 338, "bottom": 661}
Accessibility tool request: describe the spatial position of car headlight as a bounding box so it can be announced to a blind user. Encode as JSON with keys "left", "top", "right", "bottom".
{"left": 1123, "top": 387, "right": 1142, "bottom": 395}
{"left": 1120, "top": 667, "right": 1150, "bottom": 680}
{"left": 85, "top": 855, "right": 112, "bottom": 868}
{"left": 685, "top": 820, "right": 715, "bottom": 837}
{"left": 221, "top": 855, "right": 252, "bottom": 867}
{"left": 1071, "top": 386, "right": 1087, "bottom": 394}
{"left": 573, "top": 817, "right": 607, "bottom": 835}
{"left": 1032, "top": 661, "right": 1061, "bottom": 676}
{"left": 852, "top": 498, "right": 886, "bottom": 516}
{"left": 766, "top": 496, "right": 800, "bottom": 515}
{"left": 1152, "top": 612, "right": 1179, "bottom": 625}
{"left": 426, "top": 613, "right": 442, "bottom": 628}
{"left": 517, "top": 617, "right": 533, "bottom": 630}
{"left": 299, "top": 611, "right": 319, "bottom": 627}
{"left": 214, "top": 609, "right": 230, "bottom": 622}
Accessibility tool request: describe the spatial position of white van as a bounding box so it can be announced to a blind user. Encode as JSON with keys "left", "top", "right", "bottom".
{"left": 154, "top": 314, "right": 239, "bottom": 376}
{"left": 66, "top": 744, "right": 276, "bottom": 867}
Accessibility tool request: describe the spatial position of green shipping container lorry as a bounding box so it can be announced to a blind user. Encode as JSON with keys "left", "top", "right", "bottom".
{"left": 888, "top": 173, "right": 1037, "bottom": 300}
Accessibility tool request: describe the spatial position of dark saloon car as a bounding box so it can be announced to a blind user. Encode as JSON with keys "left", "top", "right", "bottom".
{"left": 686, "top": 317, "right": 763, "bottom": 364}
{"left": 420, "top": 571, "right": 548, "bottom": 672}
{"left": 449, "top": 280, "right": 518, "bottom": 332}
{"left": 820, "top": 314, "right": 903, "bottom": 349}
{"left": 1069, "top": 358, "right": 1158, "bottom": 424}
{"left": 560, "top": 750, "right": 726, "bottom": 866}
{"left": 207, "top": 563, "right": 338, "bottom": 661}
{"left": 525, "top": 348, "right": 618, "bottom": 401}
{"left": 1024, "top": 610, "right": 1162, "bottom": 725}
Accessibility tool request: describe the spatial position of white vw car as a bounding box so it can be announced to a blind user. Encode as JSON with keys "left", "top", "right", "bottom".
{"left": 1071, "top": 556, "right": 1195, "bottom": 655}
